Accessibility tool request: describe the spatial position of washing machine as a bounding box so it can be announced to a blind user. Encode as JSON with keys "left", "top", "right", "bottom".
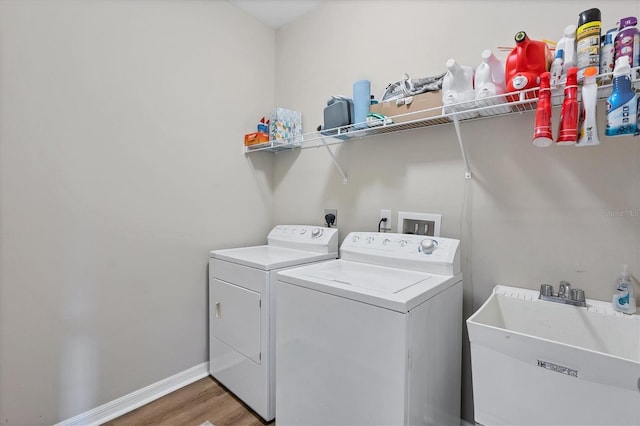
{"left": 209, "top": 225, "right": 338, "bottom": 421}
{"left": 275, "top": 231, "right": 462, "bottom": 426}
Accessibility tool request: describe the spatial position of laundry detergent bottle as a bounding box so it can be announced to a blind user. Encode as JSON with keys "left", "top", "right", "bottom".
{"left": 615, "top": 17, "right": 639, "bottom": 70}
{"left": 442, "top": 58, "right": 478, "bottom": 120}
{"left": 475, "top": 49, "right": 509, "bottom": 116}
{"left": 505, "top": 31, "right": 552, "bottom": 100}
{"left": 606, "top": 55, "right": 638, "bottom": 137}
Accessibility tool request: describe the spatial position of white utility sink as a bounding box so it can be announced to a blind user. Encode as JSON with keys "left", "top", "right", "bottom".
{"left": 467, "top": 285, "right": 640, "bottom": 426}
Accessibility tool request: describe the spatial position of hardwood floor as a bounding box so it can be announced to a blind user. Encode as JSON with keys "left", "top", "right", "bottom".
{"left": 103, "top": 376, "right": 273, "bottom": 426}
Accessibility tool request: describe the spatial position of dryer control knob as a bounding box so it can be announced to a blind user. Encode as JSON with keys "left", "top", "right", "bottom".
{"left": 351, "top": 235, "right": 360, "bottom": 242}
{"left": 383, "top": 238, "right": 391, "bottom": 245}
{"left": 399, "top": 240, "right": 408, "bottom": 247}
{"left": 366, "top": 236, "right": 375, "bottom": 243}
{"left": 311, "top": 228, "right": 323, "bottom": 238}
{"left": 420, "top": 238, "right": 437, "bottom": 254}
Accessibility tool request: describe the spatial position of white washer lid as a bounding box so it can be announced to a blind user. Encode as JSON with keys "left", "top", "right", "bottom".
{"left": 211, "top": 245, "right": 337, "bottom": 271}
{"left": 277, "top": 259, "right": 461, "bottom": 312}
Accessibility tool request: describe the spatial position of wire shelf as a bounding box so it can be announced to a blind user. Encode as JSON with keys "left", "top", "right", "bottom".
{"left": 244, "top": 68, "right": 638, "bottom": 154}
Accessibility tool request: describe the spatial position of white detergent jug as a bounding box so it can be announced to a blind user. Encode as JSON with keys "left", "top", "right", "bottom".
{"left": 442, "top": 59, "right": 478, "bottom": 119}
{"left": 475, "top": 49, "right": 510, "bottom": 116}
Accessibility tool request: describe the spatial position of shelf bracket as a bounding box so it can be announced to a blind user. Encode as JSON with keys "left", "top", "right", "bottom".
{"left": 320, "top": 137, "right": 348, "bottom": 184}
{"left": 451, "top": 115, "right": 472, "bottom": 179}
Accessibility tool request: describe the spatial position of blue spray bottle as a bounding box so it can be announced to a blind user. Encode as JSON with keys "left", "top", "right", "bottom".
{"left": 606, "top": 56, "right": 638, "bottom": 136}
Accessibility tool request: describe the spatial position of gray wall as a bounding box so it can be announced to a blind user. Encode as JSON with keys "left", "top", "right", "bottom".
{"left": 272, "top": 0, "right": 640, "bottom": 421}
{"left": 3, "top": 0, "right": 640, "bottom": 424}
{"left": 0, "top": 1, "right": 275, "bottom": 424}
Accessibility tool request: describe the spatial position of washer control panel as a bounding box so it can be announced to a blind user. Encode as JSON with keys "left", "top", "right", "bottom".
{"left": 268, "top": 225, "right": 339, "bottom": 254}
{"left": 341, "top": 232, "right": 460, "bottom": 275}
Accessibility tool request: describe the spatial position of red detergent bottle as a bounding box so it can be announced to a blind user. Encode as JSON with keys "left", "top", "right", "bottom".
{"left": 505, "top": 31, "right": 552, "bottom": 100}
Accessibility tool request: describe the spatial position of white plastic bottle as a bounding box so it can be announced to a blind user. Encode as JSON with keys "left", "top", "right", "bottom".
{"left": 562, "top": 24, "right": 577, "bottom": 72}
{"left": 576, "top": 66, "right": 600, "bottom": 146}
{"left": 549, "top": 48, "right": 565, "bottom": 106}
{"left": 474, "top": 49, "right": 509, "bottom": 116}
{"left": 442, "top": 59, "right": 478, "bottom": 120}
{"left": 612, "top": 264, "right": 637, "bottom": 314}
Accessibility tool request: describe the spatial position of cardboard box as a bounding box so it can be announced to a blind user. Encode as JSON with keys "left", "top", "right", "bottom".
{"left": 244, "top": 131, "right": 270, "bottom": 146}
{"left": 270, "top": 107, "right": 302, "bottom": 144}
{"left": 370, "top": 91, "right": 445, "bottom": 123}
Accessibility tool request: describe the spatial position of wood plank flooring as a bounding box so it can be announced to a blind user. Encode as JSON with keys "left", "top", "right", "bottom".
{"left": 103, "top": 376, "right": 273, "bottom": 426}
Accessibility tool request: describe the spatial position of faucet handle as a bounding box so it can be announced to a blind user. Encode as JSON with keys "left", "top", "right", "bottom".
{"left": 539, "top": 284, "right": 553, "bottom": 297}
{"left": 570, "top": 288, "right": 585, "bottom": 303}
{"left": 558, "top": 281, "right": 571, "bottom": 297}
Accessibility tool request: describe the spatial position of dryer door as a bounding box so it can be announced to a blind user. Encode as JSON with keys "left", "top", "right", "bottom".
{"left": 211, "top": 279, "right": 261, "bottom": 364}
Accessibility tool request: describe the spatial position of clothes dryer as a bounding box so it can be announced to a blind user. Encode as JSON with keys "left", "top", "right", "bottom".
{"left": 209, "top": 225, "right": 338, "bottom": 421}
{"left": 276, "top": 232, "right": 462, "bottom": 426}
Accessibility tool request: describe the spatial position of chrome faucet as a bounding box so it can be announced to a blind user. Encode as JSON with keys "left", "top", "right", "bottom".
{"left": 539, "top": 281, "right": 586, "bottom": 307}
{"left": 558, "top": 281, "right": 571, "bottom": 298}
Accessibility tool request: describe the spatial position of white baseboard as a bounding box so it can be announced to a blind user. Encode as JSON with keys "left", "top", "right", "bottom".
{"left": 56, "top": 362, "right": 210, "bottom": 426}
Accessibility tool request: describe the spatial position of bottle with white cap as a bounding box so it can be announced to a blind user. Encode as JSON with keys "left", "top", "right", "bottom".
{"left": 442, "top": 58, "right": 478, "bottom": 120}
{"left": 474, "top": 49, "right": 509, "bottom": 116}
{"left": 561, "top": 24, "right": 578, "bottom": 71}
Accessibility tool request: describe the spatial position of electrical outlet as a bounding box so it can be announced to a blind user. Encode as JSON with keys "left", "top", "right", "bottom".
{"left": 324, "top": 209, "right": 337, "bottom": 226}
{"left": 379, "top": 209, "right": 392, "bottom": 230}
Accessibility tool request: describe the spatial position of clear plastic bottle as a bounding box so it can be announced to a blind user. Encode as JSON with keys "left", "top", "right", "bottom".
{"left": 442, "top": 59, "right": 478, "bottom": 120}
{"left": 612, "top": 264, "right": 636, "bottom": 314}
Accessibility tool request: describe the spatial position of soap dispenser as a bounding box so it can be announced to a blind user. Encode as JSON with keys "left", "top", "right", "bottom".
{"left": 613, "top": 264, "right": 637, "bottom": 314}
